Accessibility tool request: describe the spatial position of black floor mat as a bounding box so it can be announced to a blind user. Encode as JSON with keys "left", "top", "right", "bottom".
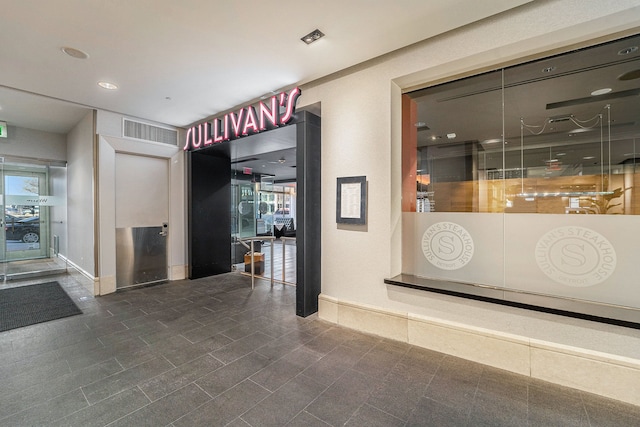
{"left": 0, "top": 282, "right": 82, "bottom": 332}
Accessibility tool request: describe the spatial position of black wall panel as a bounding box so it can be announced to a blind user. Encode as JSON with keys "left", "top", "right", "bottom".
{"left": 296, "top": 111, "right": 322, "bottom": 317}
{"left": 188, "top": 150, "right": 231, "bottom": 278}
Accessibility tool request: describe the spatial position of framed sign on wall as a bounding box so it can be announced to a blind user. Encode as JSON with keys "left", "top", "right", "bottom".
{"left": 336, "top": 176, "right": 367, "bottom": 225}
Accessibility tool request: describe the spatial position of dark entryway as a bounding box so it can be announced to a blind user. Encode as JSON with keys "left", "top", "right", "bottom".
{"left": 187, "top": 111, "right": 321, "bottom": 316}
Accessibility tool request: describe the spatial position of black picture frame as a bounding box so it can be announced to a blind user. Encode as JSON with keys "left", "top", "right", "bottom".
{"left": 336, "top": 176, "right": 367, "bottom": 224}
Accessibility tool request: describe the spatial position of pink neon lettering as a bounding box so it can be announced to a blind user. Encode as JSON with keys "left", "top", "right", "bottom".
{"left": 192, "top": 124, "right": 203, "bottom": 148}
{"left": 259, "top": 96, "right": 278, "bottom": 130}
{"left": 242, "top": 107, "right": 259, "bottom": 135}
{"left": 213, "top": 117, "right": 230, "bottom": 143}
{"left": 213, "top": 118, "right": 223, "bottom": 143}
{"left": 280, "top": 87, "right": 301, "bottom": 124}
{"left": 183, "top": 127, "right": 193, "bottom": 150}
{"left": 229, "top": 109, "right": 245, "bottom": 137}
{"left": 183, "top": 87, "right": 301, "bottom": 151}
{"left": 204, "top": 122, "right": 213, "bottom": 146}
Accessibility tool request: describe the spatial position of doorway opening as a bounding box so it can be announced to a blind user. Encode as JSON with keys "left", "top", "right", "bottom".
{"left": 0, "top": 158, "right": 67, "bottom": 282}
{"left": 231, "top": 125, "right": 298, "bottom": 285}
{"left": 188, "top": 111, "right": 321, "bottom": 316}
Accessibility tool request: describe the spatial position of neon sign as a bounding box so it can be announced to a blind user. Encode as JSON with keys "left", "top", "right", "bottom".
{"left": 183, "top": 87, "right": 301, "bottom": 151}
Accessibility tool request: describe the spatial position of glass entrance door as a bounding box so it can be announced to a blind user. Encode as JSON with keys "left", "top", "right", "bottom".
{"left": 3, "top": 170, "right": 49, "bottom": 261}
{"left": 0, "top": 159, "right": 69, "bottom": 281}
{"left": 228, "top": 125, "right": 299, "bottom": 283}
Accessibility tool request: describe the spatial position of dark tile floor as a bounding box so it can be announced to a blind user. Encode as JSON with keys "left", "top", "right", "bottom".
{"left": 1, "top": 273, "right": 640, "bottom": 426}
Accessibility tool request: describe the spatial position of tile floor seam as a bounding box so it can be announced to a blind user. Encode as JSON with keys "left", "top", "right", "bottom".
{"left": 361, "top": 401, "right": 408, "bottom": 425}
{"left": 236, "top": 378, "right": 275, "bottom": 421}
{"left": 0, "top": 388, "right": 82, "bottom": 426}
{"left": 420, "top": 352, "right": 444, "bottom": 400}
{"left": 102, "top": 400, "right": 140, "bottom": 427}
{"left": 296, "top": 410, "right": 331, "bottom": 427}
{"left": 464, "top": 366, "right": 484, "bottom": 424}
{"left": 205, "top": 351, "right": 227, "bottom": 366}
{"left": 78, "top": 385, "right": 91, "bottom": 407}
{"left": 159, "top": 354, "right": 178, "bottom": 369}
{"left": 579, "top": 391, "right": 594, "bottom": 427}
{"left": 238, "top": 415, "right": 258, "bottom": 427}
{"left": 295, "top": 367, "right": 359, "bottom": 425}
{"left": 193, "top": 381, "right": 215, "bottom": 400}
{"left": 136, "top": 383, "right": 155, "bottom": 403}
{"left": 526, "top": 379, "right": 531, "bottom": 422}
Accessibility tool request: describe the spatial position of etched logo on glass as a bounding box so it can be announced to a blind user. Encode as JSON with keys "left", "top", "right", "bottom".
{"left": 535, "top": 226, "right": 616, "bottom": 287}
{"left": 422, "top": 222, "right": 474, "bottom": 270}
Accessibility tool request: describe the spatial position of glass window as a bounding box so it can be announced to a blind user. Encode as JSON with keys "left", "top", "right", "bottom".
{"left": 403, "top": 34, "right": 640, "bottom": 215}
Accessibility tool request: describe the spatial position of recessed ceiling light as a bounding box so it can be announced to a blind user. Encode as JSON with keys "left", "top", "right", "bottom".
{"left": 556, "top": 152, "right": 566, "bottom": 156}
{"left": 301, "top": 29, "right": 325, "bottom": 45}
{"left": 542, "top": 66, "right": 556, "bottom": 73}
{"left": 482, "top": 138, "right": 502, "bottom": 144}
{"left": 591, "top": 88, "right": 612, "bottom": 96}
{"left": 618, "top": 46, "right": 638, "bottom": 55}
{"left": 446, "top": 133, "right": 456, "bottom": 139}
{"left": 583, "top": 156, "right": 595, "bottom": 160}
{"left": 61, "top": 46, "right": 89, "bottom": 59}
{"left": 98, "top": 81, "right": 118, "bottom": 90}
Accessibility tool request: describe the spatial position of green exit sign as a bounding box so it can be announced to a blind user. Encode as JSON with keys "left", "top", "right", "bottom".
{"left": 0, "top": 121, "right": 6, "bottom": 138}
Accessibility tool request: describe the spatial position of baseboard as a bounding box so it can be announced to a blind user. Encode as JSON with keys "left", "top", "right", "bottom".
{"left": 318, "top": 293, "right": 640, "bottom": 406}
{"left": 57, "top": 255, "right": 95, "bottom": 282}
{"left": 170, "top": 264, "right": 187, "bottom": 281}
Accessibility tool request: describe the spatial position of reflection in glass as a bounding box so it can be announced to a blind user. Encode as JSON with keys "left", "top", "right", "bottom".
{"left": 4, "top": 174, "right": 43, "bottom": 253}
{"left": 404, "top": 33, "right": 640, "bottom": 215}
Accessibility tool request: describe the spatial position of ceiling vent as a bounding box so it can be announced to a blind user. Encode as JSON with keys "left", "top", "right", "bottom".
{"left": 123, "top": 119, "right": 178, "bottom": 146}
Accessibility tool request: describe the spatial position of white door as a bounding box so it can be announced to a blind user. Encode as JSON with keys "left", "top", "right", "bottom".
{"left": 114, "top": 153, "right": 169, "bottom": 288}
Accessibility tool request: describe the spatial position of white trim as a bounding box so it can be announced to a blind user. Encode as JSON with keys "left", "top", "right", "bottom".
{"left": 59, "top": 253, "right": 95, "bottom": 281}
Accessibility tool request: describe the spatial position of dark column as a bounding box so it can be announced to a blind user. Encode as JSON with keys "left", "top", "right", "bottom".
{"left": 295, "top": 111, "right": 321, "bottom": 317}
{"left": 188, "top": 150, "right": 231, "bottom": 279}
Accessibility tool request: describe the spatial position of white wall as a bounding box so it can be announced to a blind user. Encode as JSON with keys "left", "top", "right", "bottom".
{"left": 0, "top": 126, "right": 66, "bottom": 161}
{"left": 298, "top": 0, "right": 640, "bottom": 315}
{"left": 66, "top": 111, "right": 96, "bottom": 279}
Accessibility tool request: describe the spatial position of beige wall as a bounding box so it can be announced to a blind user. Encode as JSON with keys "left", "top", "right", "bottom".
{"left": 297, "top": 0, "right": 640, "bottom": 314}
{"left": 1, "top": 126, "right": 66, "bottom": 161}
{"left": 66, "top": 111, "right": 96, "bottom": 279}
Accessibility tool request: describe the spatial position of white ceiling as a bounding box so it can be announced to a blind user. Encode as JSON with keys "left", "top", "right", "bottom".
{"left": 0, "top": 0, "right": 531, "bottom": 134}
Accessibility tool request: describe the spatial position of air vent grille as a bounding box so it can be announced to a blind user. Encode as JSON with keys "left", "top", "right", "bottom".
{"left": 123, "top": 119, "right": 178, "bottom": 145}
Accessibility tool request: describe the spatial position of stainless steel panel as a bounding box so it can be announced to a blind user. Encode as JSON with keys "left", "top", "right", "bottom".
{"left": 116, "top": 226, "right": 167, "bottom": 289}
